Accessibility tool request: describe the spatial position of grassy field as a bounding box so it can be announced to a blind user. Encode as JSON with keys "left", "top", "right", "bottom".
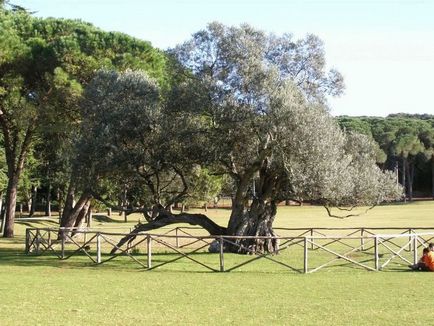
{"left": 1, "top": 201, "right": 434, "bottom": 325}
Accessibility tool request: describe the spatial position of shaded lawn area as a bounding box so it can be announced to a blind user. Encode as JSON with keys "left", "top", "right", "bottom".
{"left": 1, "top": 201, "right": 434, "bottom": 325}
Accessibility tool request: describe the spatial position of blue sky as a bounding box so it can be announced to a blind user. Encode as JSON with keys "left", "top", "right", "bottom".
{"left": 13, "top": 0, "right": 434, "bottom": 117}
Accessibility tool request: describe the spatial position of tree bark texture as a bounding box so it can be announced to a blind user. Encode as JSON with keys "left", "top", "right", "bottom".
{"left": 111, "top": 166, "right": 280, "bottom": 254}
{"left": 111, "top": 197, "right": 279, "bottom": 255}
{"left": 70, "top": 199, "right": 91, "bottom": 237}
{"left": 0, "top": 108, "right": 36, "bottom": 237}
{"left": 61, "top": 183, "right": 75, "bottom": 224}
{"left": 3, "top": 175, "right": 19, "bottom": 237}
{"left": 59, "top": 192, "right": 92, "bottom": 238}
{"left": 227, "top": 198, "right": 279, "bottom": 253}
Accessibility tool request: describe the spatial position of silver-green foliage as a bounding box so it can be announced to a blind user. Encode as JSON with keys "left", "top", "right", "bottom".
{"left": 172, "top": 22, "right": 402, "bottom": 212}
{"left": 78, "top": 69, "right": 160, "bottom": 186}
{"left": 79, "top": 23, "right": 403, "bottom": 222}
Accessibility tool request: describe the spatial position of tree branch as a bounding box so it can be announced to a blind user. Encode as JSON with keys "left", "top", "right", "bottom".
{"left": 163, "top": 166, "right": 189, "bottom": 208}
{"left": 110, "top": 210, "right": 227, "bottom": 254}
{"left": 323, "top": 204, "right": 377, "bottom": 219}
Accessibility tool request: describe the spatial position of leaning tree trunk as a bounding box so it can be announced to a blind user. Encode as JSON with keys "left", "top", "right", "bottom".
{"left": 227, "top": 198, "right": 278, "bottom": 254}
{"left": 3, "top": 175, "right": 19, "bottom": 237}
{"left": 61, "top": 182, "right": 75, "bottom": 224}
{"left": 59, "top": 192, "right": 92, "bottom": 239}
{"left": 111, "top": 207, "right": 227, "bottom": 254}
{"left": 110, "top": 198, "right": 279, "bottom": 255}
{"left": 73, "top": 200, "right": 91, "bottom": 229}
{"left": 71, "top": 199, "right": 91, "bottom": 237}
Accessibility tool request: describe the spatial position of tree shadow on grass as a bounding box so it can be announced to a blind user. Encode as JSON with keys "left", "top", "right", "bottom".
{"left": 0, "top": 247, "right": 299, "bottom": 274}
{"left": 0, "top": 246, "right": 219, "bottom": 273}
{"left": 0, "top": 236, "right": 26, "bottom": 245}
{"left": 16, "top": 220, "right": 58, "bottom": 228}
{"left": 6, "top": 245, "right": 379, "bottom": 275}
{"left": 0, "top": 247, "right": 99, "bottom": 270}
{"left": 92, "top": 214, "right": 126, "bottom": 224}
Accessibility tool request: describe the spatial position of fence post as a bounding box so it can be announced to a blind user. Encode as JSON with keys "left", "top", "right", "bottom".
{"left": 310, "top": 228, "right": 314, "bottom": 250}
{"left": 96, "top": 233, "right": 101, "bottom": 264}
{"left": 35, "top": 229, "right": 40, "bottom": 255}
{"left": 147, "top": 235, "right": 152, "bottom": 269}
{"left": 175, "top": 227, "right": 179, "bottom": 248}
{"left": 408, "top": 229, "right": 412, "bottom": 252}
{"left": 413, "top": 235, "right": 418, "bottom": 264}
{"left": 374, "top": 236, "right": 379, "bottom": 270}
{"left": 25, "top": 229, "right": 30, "bottom": 254}
{"left": 80, "top": 230, "right": 85, "bottom": 246}
{"left": 361, "top": 228, "right": 365, "bottom": 251}
{"left": 61, "top": 232, "right": 65, "bottom": 259}
{"left": 219, "top": 236, "right": 225, "bottom": 272}
{"left": 304, "top": 236, "right": 308, "bottom": 273}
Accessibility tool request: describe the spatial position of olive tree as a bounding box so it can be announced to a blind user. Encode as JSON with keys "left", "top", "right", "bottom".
{"left": 163, "top": 23, "right": 400, "bottom": 252}
{"left": 78, "top": 23, "right": 402, "bottom": 253}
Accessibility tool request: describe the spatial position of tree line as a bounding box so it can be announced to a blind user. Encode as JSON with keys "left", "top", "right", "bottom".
{"left": 338, "top": 114, "right": 434, "bottom": 200}
{"left": 0, "top": 4, "right": 404, "bottom": 253}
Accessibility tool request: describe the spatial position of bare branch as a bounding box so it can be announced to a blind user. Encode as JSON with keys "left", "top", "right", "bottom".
{"left": 323, "top": 204, "right": 377, "bottom": 219}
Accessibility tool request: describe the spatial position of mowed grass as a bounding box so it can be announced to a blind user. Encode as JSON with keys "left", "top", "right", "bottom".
{"left": 1, "top": 201, "right": 434, "bottom": 325}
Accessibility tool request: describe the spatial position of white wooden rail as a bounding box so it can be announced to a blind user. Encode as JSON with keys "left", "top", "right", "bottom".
{"left": 24, "top": 227, "right": 434, "bottom": 273}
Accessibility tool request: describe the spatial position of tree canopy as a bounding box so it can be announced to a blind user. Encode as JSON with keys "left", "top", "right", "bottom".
{"left": 69, "top": 23, "right": 402, "bottom": 253}
{"left": 0, "top": 6, "right": 170, "bottom": 236}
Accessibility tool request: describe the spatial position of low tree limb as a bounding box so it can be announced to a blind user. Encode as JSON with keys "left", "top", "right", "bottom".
{"left": 110, "top": 210, "right": 227, "bottom": 254}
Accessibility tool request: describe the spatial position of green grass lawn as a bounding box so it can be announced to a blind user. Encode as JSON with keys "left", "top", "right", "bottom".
{"left": 1, "top": 201, "right": 434, "bottom": 325}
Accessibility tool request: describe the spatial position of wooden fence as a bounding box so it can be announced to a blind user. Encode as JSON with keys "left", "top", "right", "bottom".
{"left": 25, "top": 226, "right": 434, "bottom": 273}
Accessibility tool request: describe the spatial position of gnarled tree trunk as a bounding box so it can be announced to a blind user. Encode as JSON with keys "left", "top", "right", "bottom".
{"left": 227, "top": 198, "right": 278, "bottom": 253}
